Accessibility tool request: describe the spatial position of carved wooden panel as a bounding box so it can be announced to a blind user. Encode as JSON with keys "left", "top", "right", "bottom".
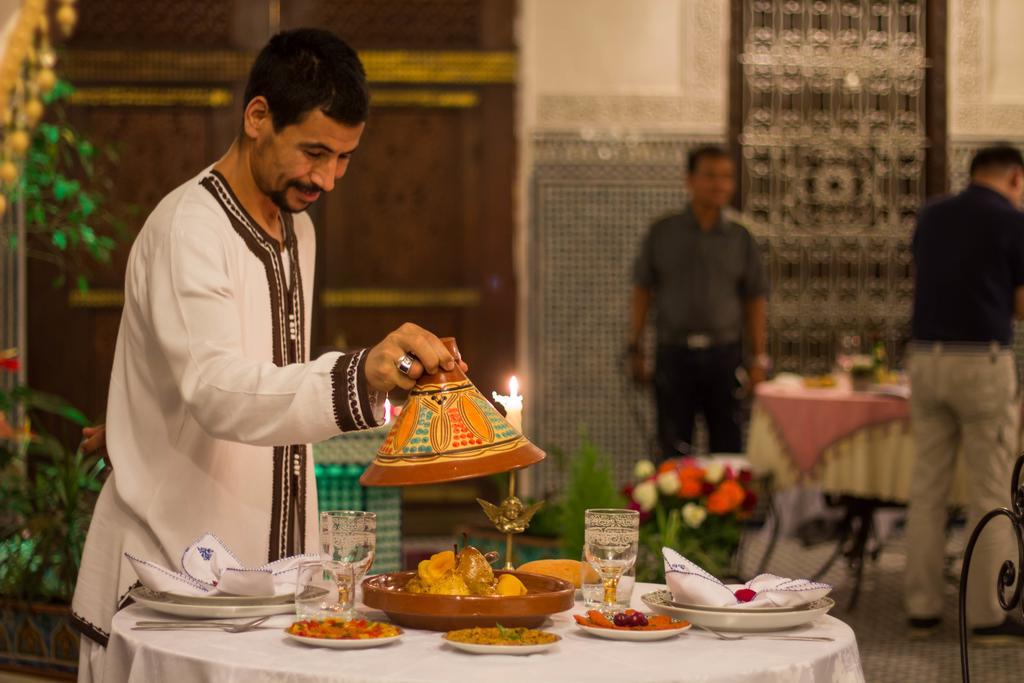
{"left": 284, "top": 0, "right": 483, "bottom": 49}
{"left": 68, "top": 0, "right": 234, "bottom": 49}
{"left": 317, "top": 96, "right": 516, "bottom": 398}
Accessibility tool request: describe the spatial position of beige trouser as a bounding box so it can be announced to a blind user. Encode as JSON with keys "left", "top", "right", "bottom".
{"left": 904, "top": 344, "right": 1019, "bottom": 627}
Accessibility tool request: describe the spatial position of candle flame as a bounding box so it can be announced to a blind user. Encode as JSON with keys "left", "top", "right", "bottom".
{"left": 384, "top": 398, "right": 392, "bottom": 423}
{"left": 509, "top": 375, "right": 519, "bottom": 398}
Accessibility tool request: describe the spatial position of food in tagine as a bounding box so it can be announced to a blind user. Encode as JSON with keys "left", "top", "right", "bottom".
{"left": 286, "top": 618, "right": 401, "bottom": 640}
{"left": 405, "top": 546, "right": 528, "bottom": 597}
{"left": 444, "top": 624, "right": 559, "bottom": 646}
{"left": 517, "top": 559, "right": 598, "bottom": 588}
{"left": 573, "top": 609, "right": 688, "bottom": 631}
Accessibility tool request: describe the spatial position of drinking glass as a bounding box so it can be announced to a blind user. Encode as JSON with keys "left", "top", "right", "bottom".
{"left": 319, "top": 510, "right": 376, "bottom": 611}
{"left": 294, "top": 560, "right": 355, "bottom": 621}
{"left": 581, "top": 548, "right": 635, "bottom": 610}
{"left": 583, "top": 508, "right": 639, "bottom": 614}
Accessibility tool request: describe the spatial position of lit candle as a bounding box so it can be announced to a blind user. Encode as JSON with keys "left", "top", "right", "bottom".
{"left": 383, "top": 397, "right": 392, "bottom": 424}
{"left": 492, "top": 376, "right": 524, "bottom": 433}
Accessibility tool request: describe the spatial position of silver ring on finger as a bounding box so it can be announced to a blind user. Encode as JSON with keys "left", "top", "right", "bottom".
{"left": 395, "top": 353, "right": 415, "bottom": 376}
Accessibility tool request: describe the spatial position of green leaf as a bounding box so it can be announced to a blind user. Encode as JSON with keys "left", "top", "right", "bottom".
{"left": 77, "top": 141, "right": 94, "bottom": 159}
{"left": 76, "top": 275, "right": 89, "bottom": 294}
{"left": 80, "top": 225, "right": 96, "bottom": 245}
{"left": 51, "top": 230, "right": 67, "bottom": 250}
{"left": 53, "top": 176, "right": 80, "bottom": 201}
{"left": 40, "top": 123, "right": 59, "bottom": 145}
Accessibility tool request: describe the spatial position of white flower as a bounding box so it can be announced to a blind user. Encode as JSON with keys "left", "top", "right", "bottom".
{"left": 656, "top": 470, "right": 681, "bottom": 496}
{"left": 633, "top": 459, "right": 656, "bottom": 480}
{"left": 682, "top": 502, "right": 707, "bottom": 529}
{"left": 632, "top": 481, "right": 658, "bottom": 512}
{"left": 704, "top": 461, "right": 726, "bottom": 485}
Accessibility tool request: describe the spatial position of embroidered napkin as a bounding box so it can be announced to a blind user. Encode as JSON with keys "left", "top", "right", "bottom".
{"left": 663, "top": 547, "right": 831, "bottom": 609}
{"left": 126, "top": 533, "right": 317, "bottom": 597}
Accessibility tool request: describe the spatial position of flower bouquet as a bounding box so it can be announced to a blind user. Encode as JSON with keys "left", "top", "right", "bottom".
{"left": 625, "top": 458, "right": 756, "bottom": 581}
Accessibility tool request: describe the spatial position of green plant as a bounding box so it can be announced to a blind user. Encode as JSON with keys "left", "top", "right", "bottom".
{"left": 537, "top": 433, "right": 627, "bottom": 561}
{"left": 0, "top": 377, "right": 104, "bottom": 602}
{"left": 2, "top": 79, "right": 131, "bottom": 289}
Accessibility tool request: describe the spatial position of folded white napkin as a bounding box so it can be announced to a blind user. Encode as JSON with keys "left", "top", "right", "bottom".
{"left": 663, "top": 548, "right": 831, "bottom": 609}
{"left": 126, "top": 533, "right": 318, "bottom": 597}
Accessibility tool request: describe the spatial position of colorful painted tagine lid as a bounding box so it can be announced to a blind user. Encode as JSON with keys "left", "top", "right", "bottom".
{"left": 359, "top": 338, "right": 545, "bottom": 486}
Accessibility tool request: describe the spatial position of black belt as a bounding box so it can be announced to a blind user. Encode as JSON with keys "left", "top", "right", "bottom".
{"left": 664, "top": 333, "right": 741, "bottom": 350}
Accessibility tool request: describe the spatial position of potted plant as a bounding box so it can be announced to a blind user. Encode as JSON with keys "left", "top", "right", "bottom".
{"left": 0, "top": 354, "right": 104, "bottom": 679}
{"left": 0, "top": 80, "right": 126, "bottom": 679}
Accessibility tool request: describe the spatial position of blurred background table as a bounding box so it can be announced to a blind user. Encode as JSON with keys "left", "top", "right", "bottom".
{"left": 747, "top": 379, "right": 966, "bottom": 505}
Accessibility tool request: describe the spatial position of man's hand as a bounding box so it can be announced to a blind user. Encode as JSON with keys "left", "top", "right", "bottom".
{"left": 82, "top": 424, "right": 107, "bottom": 454}
{"left": 364, "top": 323, "right": 469, "bottom": 392}
{"left": 629, "top": 347, "right": 649, "bottom": 385}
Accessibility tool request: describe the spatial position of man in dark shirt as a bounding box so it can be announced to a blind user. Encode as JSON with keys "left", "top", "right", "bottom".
{"left": 905, "top": 145, "right": 1024, "bottom": 641}
{"left": 629, "top": 146, "right": 768, "bottom": 459}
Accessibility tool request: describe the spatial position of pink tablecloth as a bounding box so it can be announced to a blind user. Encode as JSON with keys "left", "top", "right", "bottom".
{"left": 754, "top": 382, "right": 909, "bottom": 475}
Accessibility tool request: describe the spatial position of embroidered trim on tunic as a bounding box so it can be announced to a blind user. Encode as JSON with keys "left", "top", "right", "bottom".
{"left": 200, "top": 171, "right": 308, "bottom": 562}
{"left": 71, "top": 609, "right": 110, "bottom": 648}
{"left": 330, "top": 349, "right": 378, "bottom": 432}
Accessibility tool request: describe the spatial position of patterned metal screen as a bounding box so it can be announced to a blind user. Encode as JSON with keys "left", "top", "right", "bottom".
{"left": 739, "top": 0, "right": 927, "bottom": 373}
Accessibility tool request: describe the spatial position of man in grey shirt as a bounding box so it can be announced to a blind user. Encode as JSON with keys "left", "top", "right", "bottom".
{"left": 629, "top": 146, "right": 768, "bottom": 459}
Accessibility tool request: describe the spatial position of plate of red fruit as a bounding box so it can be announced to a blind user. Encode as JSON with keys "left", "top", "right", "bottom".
{"left": 573, "top": 609, "right": 691, "bottom": 641}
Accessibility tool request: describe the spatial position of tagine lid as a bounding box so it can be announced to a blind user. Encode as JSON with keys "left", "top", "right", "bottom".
{"left": 359, "top": 338, "right": 545, "bottom": 487}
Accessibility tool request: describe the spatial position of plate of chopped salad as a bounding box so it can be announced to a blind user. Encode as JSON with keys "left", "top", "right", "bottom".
{"left": 443, "top": 624, "right": 560, "bottom": 655}
{"left": 285, "top": 618, "right": 403, "bottom": 649}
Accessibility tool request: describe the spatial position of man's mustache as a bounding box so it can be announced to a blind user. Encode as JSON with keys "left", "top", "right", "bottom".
{"left": 289, "top": 180, "right": 324, "bottom": 194}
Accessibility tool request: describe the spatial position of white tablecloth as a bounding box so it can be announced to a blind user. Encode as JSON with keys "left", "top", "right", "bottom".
{"left": 104, "top": 583, "right": 865, "bottom": 683}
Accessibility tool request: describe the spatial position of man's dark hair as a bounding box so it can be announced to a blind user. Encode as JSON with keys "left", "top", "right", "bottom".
{"left": 687, "top": 145, "right": 731, "bottom": 174}
{"left": 969, "top": 144, "right": 1024, "bottom": 177}
{"left": 244, "top": 29, "right": 369, "bottom": 131}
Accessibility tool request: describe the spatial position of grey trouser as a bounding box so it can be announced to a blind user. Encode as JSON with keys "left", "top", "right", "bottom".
{"left": 904, "top": 344, "right": 1019, "bottom": 626}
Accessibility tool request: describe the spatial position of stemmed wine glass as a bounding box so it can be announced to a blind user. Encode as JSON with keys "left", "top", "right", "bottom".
{"left": 583, "top": 508, "right": 639, "bottom": 614}
{"left": 319, "top": 510, "right": 376, "bottom": 619}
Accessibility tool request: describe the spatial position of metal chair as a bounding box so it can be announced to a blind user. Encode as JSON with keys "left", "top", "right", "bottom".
{"left": 958, "top": 453, "right": 1024, "bottom": 682}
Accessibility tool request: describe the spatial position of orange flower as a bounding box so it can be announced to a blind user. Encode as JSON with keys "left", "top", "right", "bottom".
{"left": 707, "top": 480, "right": 746, "bottom": 514}
{"left": 678, "top": 465, "right": 705, "bottom": 482}
{"left": 677, "top": 477, "right": 703, "bottom": 498}
{"left": 658, "top": 458, "right": 681, "bottom": 475}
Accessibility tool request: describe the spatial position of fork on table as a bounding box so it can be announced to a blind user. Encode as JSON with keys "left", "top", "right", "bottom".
{"left": 131, "top": 615, "right": 272, "bottom": 633}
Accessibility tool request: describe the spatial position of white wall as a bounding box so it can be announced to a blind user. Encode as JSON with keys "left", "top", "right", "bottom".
{"left": 519, "top": 0, "right": 728, "bottom": 134}
{"left": 950, "top": 0, "right": 1024, "bottom": 139}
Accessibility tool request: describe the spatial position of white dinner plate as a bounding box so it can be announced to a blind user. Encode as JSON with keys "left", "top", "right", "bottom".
{"left": 162, "top": 591, "right": 294, "bottom": 607}
{"left": 442, "top": 634, "right": 561, "bottom": 655}
{"left": 284, "top": 630, "right": 403, "bottom": 649}
{"left": 129, "top": 587, "right": 295, "bottom": 619}
{"left": 642, "top": 590, "right": 834, "bottom": 632}
{"left": 574, "top": 621, "right": 690, "bottom": 641}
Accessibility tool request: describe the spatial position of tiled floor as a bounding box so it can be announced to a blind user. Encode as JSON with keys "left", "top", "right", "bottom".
{"left": 738, "top": 516, "right": 1024, "bottom": 683}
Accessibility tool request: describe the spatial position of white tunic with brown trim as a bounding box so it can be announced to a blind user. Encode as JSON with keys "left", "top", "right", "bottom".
{"left": 70, "top": 168, "right": 383, "bottom": 646}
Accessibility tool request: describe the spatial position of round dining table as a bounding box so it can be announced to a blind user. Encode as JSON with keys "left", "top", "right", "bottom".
{"left": 102, "top": 582, "right": 865, "bottom": 683}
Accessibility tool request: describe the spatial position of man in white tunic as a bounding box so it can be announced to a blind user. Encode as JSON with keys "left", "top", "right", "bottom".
{"left": 72, "top": 30, "right": 460, "bottom": 680}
